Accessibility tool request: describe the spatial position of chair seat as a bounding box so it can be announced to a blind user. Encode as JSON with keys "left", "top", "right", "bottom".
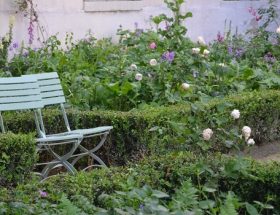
{"left": 36, "top": 133, "right": 82, "bottom": 143}
{"left": 47, "top": 126, "right": 113, "bottom": 137}
{"left": 70, "top": 126, "right": 113, "bottom": 135}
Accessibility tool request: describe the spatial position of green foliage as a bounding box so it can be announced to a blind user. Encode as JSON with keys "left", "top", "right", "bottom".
{"left": 1, "top": 90, "right": 280, "bottom": 165}
{"left": 0, "top": 152, "right": 278, "bottom": 214}
{"left": 0, "top": 132, "right": 37, "bottom": 187}
{"left": 1, "top": 1, "right": 278, "bottom": 111}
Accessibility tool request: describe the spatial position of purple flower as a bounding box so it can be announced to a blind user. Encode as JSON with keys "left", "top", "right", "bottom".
{"left": 23, "top": 51, "right": 29, "bottom": 57}
{"left": 228, "top": 46, "right": 233, "bottom": 55}
{"left": 13, "top": 42, "right": 19, "bottom": 49}
{"left": 264, "top": 52, "right": 276, "bottom": 64}
{"left": 134, "top": 22, "right": 139, "bottom": 29}
{"left": 135, "top": 29, "right": 144, "bottom": 37}
{"left": 28, "top": 21, "right": 34, "bottom": 45}
{"left": 165, "top": 21, "right": 170, "bottom": 30}
{"left": 162, "top": 51, "right": 175, "bottom": 63}
{"left": 235, "top": 48, "right": 245, "bottom": 58}
{"left": 217, "top": 32, "right": 224, "bottom": 43}
{"left": 39, "top": 190, "right": 47, "bottom": 198}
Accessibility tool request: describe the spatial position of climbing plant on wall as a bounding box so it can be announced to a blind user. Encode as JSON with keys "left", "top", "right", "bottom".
{"left": 15, "top": 0, "right": 45, "bottom": 44}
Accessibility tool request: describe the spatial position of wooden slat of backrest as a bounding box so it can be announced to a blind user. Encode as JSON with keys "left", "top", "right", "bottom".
{"left": 0, "top": 89, "right": 40, "bottom": 97}
{"left": 0, "top": 82, "right": 38, "bottom": 91}
{"left": 23, "top": 73, "right": 66, "bottom": 105}
{"left": 42, "top": 96, "right": 65, "bottom": 105}
{"left": 41, "top": 91, "right": 64, "bottom": 98}
{"left": 0, "top": 101, "right": 43, "bottom": 111}
{"left": 0, "top": 95, "right": 41, "bottom": 103}
{"left": 0, "top": 76, "right": 37, "bottom": 84}
{"left": 0, "top": 77, "right": 43, "bottom": 111}
{"left": 40, "top": 84, "right": 62, "bottom": 92}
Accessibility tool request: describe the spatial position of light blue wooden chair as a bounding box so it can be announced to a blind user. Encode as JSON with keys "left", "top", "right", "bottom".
{"left": 23, "top": 72, "right": 113, "bottom": 170}
{"left": 0, "top": 76, "right": 82, "bottom": 179}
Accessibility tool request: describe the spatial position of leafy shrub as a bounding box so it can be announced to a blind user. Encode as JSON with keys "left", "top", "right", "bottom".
{"left": 0, "top": 152, "right": 278, "bottom": 214}
{"left": 0, "top": 132, "right": 37, "bottom": 187}
{"left": 1, "top": 90, "right": 280, "bottom": 165}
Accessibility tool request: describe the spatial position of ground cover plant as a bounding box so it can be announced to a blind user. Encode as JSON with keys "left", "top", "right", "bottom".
{"left": 0, "top": 0, "right": 280, "bottom": 214}
{"left": 0, "top": 152, "right": 279, "bottom": 214}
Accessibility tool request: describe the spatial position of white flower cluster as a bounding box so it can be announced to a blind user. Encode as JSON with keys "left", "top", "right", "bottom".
{"left": 130, "top": 64, "right": 137, "bottom": 70}
{"left": 276, "top": 26, "right": 280, "bottom": 34}
{"left": 197, "top": 36, "right": 206, "bottom": 45}
{"left": 150, "top": 59, "right": 157, "bottom": 66}
{"left": 231, "top": 109, "right": 240, "bottom": 120}
{"left": 135, "top": 73, "right": 143, "bottom": 81}
{"left": 202, "top": 128, "right": 213, "bottom": 141}
{"left": 181, "top": 83, "right": 190, "bottom": 90}
{"left": 192, "top": 48, "right": 200, "bottom": 54}
{"left": 242, "top": 126, "right": 251, "bottom": 141}
{"left": 203, "top": 110, "right": 255, "bottom": 146}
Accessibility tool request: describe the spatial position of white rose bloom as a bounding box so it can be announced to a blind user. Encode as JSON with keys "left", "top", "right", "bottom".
{"left": 242, "top": 126, "right": 251, "bottom": 141}
{"left": 0, "top": 43, "right": 3, "bottom": 50}
{"left": 203, "top": 49, "right": 210, "bottom": 56}
{"left": 197, "top": 36, "right": 206, "bottom": 45}
{"left": 192, "top": 48, "right": 200, "bottom": 54}
{"left": 150, "top": 59, "right": 157, "bottom": 66}
{"left": 231, "top": 109, "right": 240, "bottom": 120}
{"left": 135, "top": 73, "right": 143, "bottom": 81}
{"left": 130, "top": 64, "right": 137, "bottom": 70}
{"left": 276, "top": 26, "right": 280, "bottom": 34}
{"left": 247, "top": 138, "right": 255, "bottom": 146}
{"left": 181, "top": 83, "right": 190, "bottom": 90}
{"left": 218, "top": 63, "right": 226, "bottom": 67}
{"left": 203, "top": 128, "right": 213, "bottom": 141}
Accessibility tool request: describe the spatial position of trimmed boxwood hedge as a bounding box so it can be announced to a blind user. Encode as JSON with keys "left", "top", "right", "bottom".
{"left": 0, "top": 132, "right": 37, "bottom": 187}
{"left": 0, "top": 152, "right": 279, "bottom": 213}
{"left": 1, "top": 90, "right": 280, "bottom": 165}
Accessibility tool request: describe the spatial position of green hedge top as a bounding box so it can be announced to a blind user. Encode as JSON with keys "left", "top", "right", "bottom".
{"left": 1, "top": 90, "right": 280, "bottom": 165}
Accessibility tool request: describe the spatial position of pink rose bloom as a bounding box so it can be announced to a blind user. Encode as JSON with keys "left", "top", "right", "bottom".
{"left": 149, "top": 42, "right": 157, "bottom": 49}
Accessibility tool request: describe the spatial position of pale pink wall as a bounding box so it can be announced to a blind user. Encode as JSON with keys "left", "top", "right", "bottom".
{"left": 0, "top": 0, "right": 278, "bottom": 47}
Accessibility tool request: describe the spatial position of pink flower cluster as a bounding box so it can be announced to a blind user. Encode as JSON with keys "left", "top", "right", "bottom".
{"left": 248, "top": 7, "right": 261, "bottom": 22}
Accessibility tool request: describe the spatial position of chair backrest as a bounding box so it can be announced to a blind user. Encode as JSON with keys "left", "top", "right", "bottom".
{"left": 0, "top": 76, "right": 43, "bottom": 111}
{"left": 24, "top": 72, "right": 66, "bottom": 106}
{"left": 23, "top": 72, "right": 71, "bottom": 132}
{"left": 0, "top": 76, "right": 44, "bottom": 133}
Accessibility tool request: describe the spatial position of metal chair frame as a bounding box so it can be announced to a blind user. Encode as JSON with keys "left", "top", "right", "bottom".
{"left": 0, "top": 76, "right": 82, "bottom": 179}
{"left": 23, "top": 72, "right": 113, "bottom": 170}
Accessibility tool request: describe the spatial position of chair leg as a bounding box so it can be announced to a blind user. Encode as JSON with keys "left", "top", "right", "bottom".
{"left": 71, "top": 132, "right": 108, "bottom": 168}
{"left": 38, "top": 139, "right": 80, "bottom": 179}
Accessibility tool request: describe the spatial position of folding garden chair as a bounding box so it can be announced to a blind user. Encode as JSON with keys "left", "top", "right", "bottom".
{"left": 23, "top": 72, "right": 113, "bottom": 170}
{"left": 0, "top": 76, "right": 82, "bottom": 179}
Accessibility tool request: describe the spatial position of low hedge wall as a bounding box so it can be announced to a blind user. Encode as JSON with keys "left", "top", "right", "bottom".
{"left": 1, "top": 90, "right": 280, "bottom": 166}
{"left": 0, "top": 152, "right": 279, "bottom": 213}
{"left": 0, "top": 132, "right": 37, "bottom": 187}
